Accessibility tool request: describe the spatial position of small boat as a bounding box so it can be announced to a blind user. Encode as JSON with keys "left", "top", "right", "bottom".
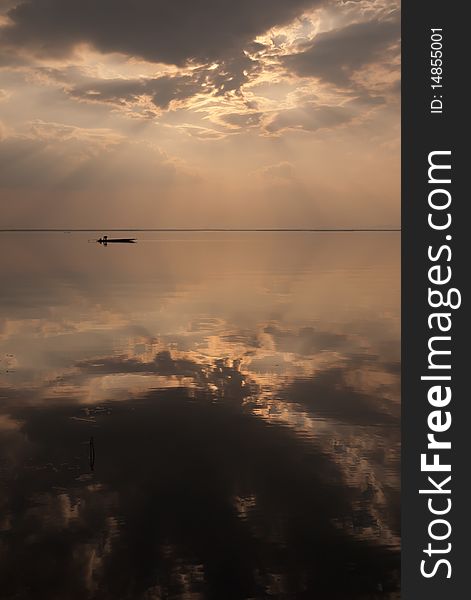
{"left": 97, "top": 236, "right": 136, "bottom": 245}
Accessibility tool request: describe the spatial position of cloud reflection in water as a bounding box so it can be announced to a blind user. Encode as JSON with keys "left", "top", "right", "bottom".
{"left": 0, "top": 232, "right": 400, "bottom": 599}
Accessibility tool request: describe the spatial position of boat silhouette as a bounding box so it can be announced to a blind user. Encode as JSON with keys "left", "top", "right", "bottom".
{"left": 97, "top": 235, "right": 136, "bottom": 245}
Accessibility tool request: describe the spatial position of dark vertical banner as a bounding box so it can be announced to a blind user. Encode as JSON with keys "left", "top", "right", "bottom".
{"left": 402, "top": 1, "right": 469, "bottom": 598}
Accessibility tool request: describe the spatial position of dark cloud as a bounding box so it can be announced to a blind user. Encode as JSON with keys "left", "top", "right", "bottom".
{"left": 3, "top": 0, "right": 320, "bottom": 65}
{"left": 70, "top": 74, "right": 204, "bottom": 110}
{"left": 220, "top": 112, "right": 263, "bottom": 128}
{"left": 147, "top": 75, "right": 205, "bottom": 108}
{"left": 282, "top": 16, "right": 400, "bottom": 86}
{"left": 70, "top": 78, "right": 147, "bottom": 106}
{"left": 51, "top": 52, "right": 259, "bottom": 111}
{"left": 69, "top": 59, "right": 257, "bottom": 111}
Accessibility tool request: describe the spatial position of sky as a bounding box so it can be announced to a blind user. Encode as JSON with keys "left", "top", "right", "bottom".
{"left": 0, "top": 0, "right": 400, "bottom": 228}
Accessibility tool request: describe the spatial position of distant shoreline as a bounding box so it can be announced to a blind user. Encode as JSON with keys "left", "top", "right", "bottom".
{"left": 0, "top": 228, "right": 401, "bottom": 233}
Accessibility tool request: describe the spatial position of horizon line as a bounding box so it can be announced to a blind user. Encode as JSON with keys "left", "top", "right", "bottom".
{"left": 0, "top": 227, "right": 401, "bottom": 233}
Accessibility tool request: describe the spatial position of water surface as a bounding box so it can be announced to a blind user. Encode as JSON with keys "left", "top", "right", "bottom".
{"left": 0, "top": 232, "right": 400, "bottom": 599}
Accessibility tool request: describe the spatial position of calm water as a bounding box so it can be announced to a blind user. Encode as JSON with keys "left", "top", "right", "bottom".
{"left": 0, "top": 232, "right": 400, "bottom": 599}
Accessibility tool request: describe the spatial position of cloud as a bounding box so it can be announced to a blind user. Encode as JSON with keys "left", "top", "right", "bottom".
{"left": 2, "top": 0, "right": 321, "bottom": 65}
{"left": 265, "top": 102, "right": 351, "bottom": 133}
{"left": 34, "top": 52, "right": 261, "bottom": 115}
{"left": 68, "top": 60, "right": 257, "bottom": 111}
{"left": 265, "top": 92, "right": 385, "bottom": 133}
{"left": 0, "top": 121, "right": 183, "bottom": 189}
{"left": 282, "top": 16, "right": 400, "bottom": 86}
{"left": 220, "top": 112, "right": 263, "bottom": 129}
{"left": 0, "top": 1, "right": 400, "bottom": 229}
{"left": 257, "top": 161, "right": 295, "bottom": 181}
{"left": 69, "top": 74, "right": 205, "bottom": 110}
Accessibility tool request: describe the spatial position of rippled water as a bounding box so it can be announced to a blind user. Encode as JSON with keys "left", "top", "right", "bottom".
{"left": 0, "top": 232, "right": 400, "bottom": 599}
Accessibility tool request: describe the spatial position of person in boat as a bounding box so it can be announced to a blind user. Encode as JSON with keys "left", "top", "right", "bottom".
{"left": 98, "top": 235, "right": 135, "bottom": 244}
